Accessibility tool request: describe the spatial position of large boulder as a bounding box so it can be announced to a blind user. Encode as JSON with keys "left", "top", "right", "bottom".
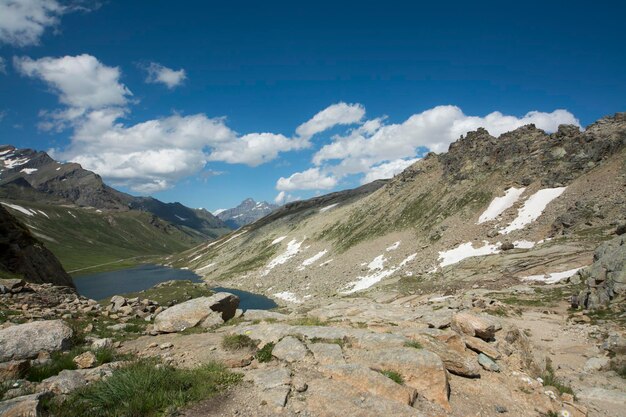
{"left": 153, "top": 292, "right": 239, "bottom": 333}
{"left": 451, "top": 312, "right": 501, "bottom": 341}
{"left": 351, "top": 347, "right": 450, "bottom": 410}
{"left": 0, "top": 320, "right": 73, "bottom": 362}
{"left": 272, "top": 336, "right": 308, "bottom": 362}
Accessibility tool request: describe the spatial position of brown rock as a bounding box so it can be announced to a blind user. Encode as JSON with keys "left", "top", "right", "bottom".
{"left": 0, "top": 360, "right": 30, "bottom": 381}
{"left": 73, "top": 351, "right": 97, "bottom": 369}
{"left": 464, "top": 335, "right": 502, "bottom": 359}
{"left": 451, "top": 312, "right": 501, "bottom": 341}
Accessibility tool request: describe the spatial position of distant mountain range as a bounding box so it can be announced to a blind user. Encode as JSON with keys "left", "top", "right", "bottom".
{"left": 214, "top": 198, "right": 279, "bottom": 229}
{"left": 0, "top": 145, "right": 231, "bottom": 239}
{"left": 0, "top": 145, "right": 232, "bottom": 272}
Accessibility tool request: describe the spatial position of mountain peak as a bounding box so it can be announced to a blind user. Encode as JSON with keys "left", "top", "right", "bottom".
{"left": 216, "top": 197, "right": 279, "bottom": 228}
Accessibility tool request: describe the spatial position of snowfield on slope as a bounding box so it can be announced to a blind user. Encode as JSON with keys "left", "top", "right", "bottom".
{"left": 263, "top": 238, "right": 304, "bottom": 276}
{"left": 521, "top": 267, "right": 584, "bottom": 284}
{"left": 499, "top": 187, "right": 567, "bottom": 234}
{"left": 477, "top": 187, "right": 525, "bottom": 223}
{"left": 438, "top": 241, "right": 501, "bottom": 268}
{"left": 1, "top": 202, "right": 36, "bottom": 216}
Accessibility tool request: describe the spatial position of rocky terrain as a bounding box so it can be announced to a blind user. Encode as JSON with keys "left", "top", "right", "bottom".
{"left": 1, "top": 114, "right": 625, "bottom": 416}
{"left": 215, "top": 198, "right": 279, "bottom": 229}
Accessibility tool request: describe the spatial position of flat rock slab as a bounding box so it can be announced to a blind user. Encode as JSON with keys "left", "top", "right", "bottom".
{"left": 41, "top": 369, "right": 87, "bottom": 394}
{"left": 0, "top": 392, "right": 51, "bottom": 417}
{"left": 308, "top": 342, "right": 345, "bottom": 365}
{"left": 404, "top": 333, "right": 480, "bottom": 378}
{"left": 478, "top": 353, "right": 500, "bottom": 372}
{"left": 153, "top": 292, "right": 239, "bottom": 333}
{"left": 244, "top": 309, "right": 290, "bottom": 321}
{"left": 245, "top": 367, "right": 292, "bottom": 408}
{"left": 304, "top": 378, "right": 425, "bottom": 417}
{"left": 451, "top": 312, "right": 501, "bottom": 341}
{"left": 272, "top": 336, "right": 308, "bottom": 362}
{"left": 321, "top": 363, "right": 417, "bottom": 405}
{"left": 464, "top": 335, "right": 502, "bottom": 359}
{"left": 351, "top": 347, "right": 450, "bottom": 410}
{"left": 0, "top": 320, "right": 73, "bottom": 362}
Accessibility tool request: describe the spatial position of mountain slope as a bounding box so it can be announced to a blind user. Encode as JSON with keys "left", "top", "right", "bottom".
{"left": 0, "top": 145, "right": 231, "bottom": 239}
{"left": 215, "top": 198, "right": 278, "bottom": 228}
{"left": 0, "top": 205, "right": 74, "bottom": 288}
{"left": 173, "top": 113, "right": 626, "bottom": 302}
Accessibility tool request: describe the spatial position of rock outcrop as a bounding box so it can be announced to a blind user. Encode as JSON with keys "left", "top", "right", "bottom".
{"left": 572, "top": 233, "right": 626, "bottom": 309}
{"left": 0, "top": 320, "right": 73, "bottom": 362}
{"left": 153, "top": 292, "right": 240, "bottom": 333}
{"left": 0, "top": 205, "right": 74, "bottom": 288}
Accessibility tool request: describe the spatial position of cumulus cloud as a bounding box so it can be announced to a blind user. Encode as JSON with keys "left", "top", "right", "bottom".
{"left": 0, "top": 0, "right": 91, "bottom": 47}
{"left": 313, "top": 105, "right": 579, "bottom": 171}
{"left": 17, "top": 54, "right": 310, "bottom": 193}
{"left": 144, "top": 62, "right": 187, "bottom": 89}
{"left": 296, "top": 102, "right": 365, "bottom": 139}
{"left": 276, "top": 168, "right": 337, "bottom": 192}
{"left": 361, "top": 158, "right": 420, "bottom": 184}
{"left": 14, "top": 54, "right": 132, "bottom": 110}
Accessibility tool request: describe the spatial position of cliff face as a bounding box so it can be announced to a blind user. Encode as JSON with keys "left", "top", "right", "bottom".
{"left": 0, "top": 205, "right": 75, "bottom": 288}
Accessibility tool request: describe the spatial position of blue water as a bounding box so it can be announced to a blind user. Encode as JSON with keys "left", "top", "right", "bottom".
{"left": 74, "top": 264, "right": 277, "bottom": 310}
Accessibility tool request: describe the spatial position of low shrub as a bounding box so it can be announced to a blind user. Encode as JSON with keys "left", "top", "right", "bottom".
{"left": 255, "top": 342, "right": 275, "bottom": 363}
{"left": 221, "top": 334, "right": 258, "bottom": 351}
{"left": 380, "top": 369, "right": 404, "bottom": 384}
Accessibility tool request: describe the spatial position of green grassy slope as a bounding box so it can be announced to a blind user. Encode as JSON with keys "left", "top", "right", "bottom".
{"left": 1, "top": 200, "right": 205, "bottom": 275}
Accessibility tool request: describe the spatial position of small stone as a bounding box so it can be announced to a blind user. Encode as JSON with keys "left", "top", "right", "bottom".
{"left": 148, "top": 342, "right": 158, "bottom": 348}
{"left": 293, "top": 376, "right": 308, "bottom": 392}
{"left": 83, "top": 324, "right": 94, "bottom": 333}
{"left": 478, "top": 353, "right": 500, "bottom": 372}
{"left": 495, "top": 405, "right": 508, "bottom": 413}
{"left": 159, "top": 342, "right": 173, "bottom": 350}
{"left": 73, "top": 351, "right": 97, "bottom": 369}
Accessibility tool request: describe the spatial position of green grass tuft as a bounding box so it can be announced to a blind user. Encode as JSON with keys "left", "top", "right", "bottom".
{"left": 541, "top": 359, "right": 574, "bottom": 396}
{"left": 45, "top": 360, "right": 241, "bottom": 417}
{"left": 380, "top": 370, "right": 404, "bottom": 384}
{"left": 221, "top": 334, "right": 258, "bottom": 351}
{"left": 404, "top": 340, "right": 423, "bottom": 349}
{"left": 255, "top": 342, "right": 275, "bottom": 363}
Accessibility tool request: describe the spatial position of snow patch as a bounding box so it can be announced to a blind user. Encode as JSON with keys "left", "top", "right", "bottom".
{"left": 301, "top": 250, "right": 328, "bottom": 267}
{"left": 273, "top": 291, "right": 302, "bottom": 303}
{"left": 400, "top": 253, "right": 417, "bottom": 267}
{"left": 438, "top": 241, "right": 501, "bottom": 268}
{"left": 386, "top": 241, "right": 401, "bottom": 251}
{"left": 513, "top": 240, "right": 536, "bottom": 249}
{"left": 217, "top": 230, "right": 248, "bottom": 248}
{"left": 477, "top": 187, "right": 525, "bottom": 224}
{"left": 320, "top": 203, "right": 338, "bottom": 213}
{"left": 263, "top": 238, "right": 304, "bottom": 276}
{"left": 67, "top": 211, "right": 77, "bottom": 219}
{"left": 1, "top": 202, "right": 35, "bottom": 216}
{"left": 521, "top": 267, "right": 584, "bottom": 284}
{"left": 174, "top": 214, "right": 187, "bottom": 221}
{"left": 367, "top": 255, "right": 386, "bottom": 271}
{"left": 189, "top": 255, "right": 203, "bottom": 262}
{"left": 212, "top": 208, "right": 226, "bottom": 215}
{"left": 36, "top": 210, "right": 49, "bottom": 218}
{"left": 271, "top": 236, "right": 287, "bottom": 245}
{"left": 196, "top": 263, "right": 216, "bottom": 272}
{"left": 20, "top": 168, "right": 38, "bottom": 174}
{"left": 319, "top": 259, "right": 334, "bottom": 266}
{"left": 341, "top": 268, "right": 398, "bottom": 294}
{"left": 500, "top": 187, "right": 567, "bottom": 234}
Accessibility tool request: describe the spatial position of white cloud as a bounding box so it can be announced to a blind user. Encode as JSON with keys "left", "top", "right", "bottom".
{"left": 0, "top": 57, "right": 5, "bottom": 74}
{"left": 274, "top": 191, "right": 299, "bottom": 205}
{"left": 361, "top": 158, "right": 420, "bottom": 184}
{"left": 18, "top": 54, "right": 311, "bottom": 193}
{"left": 313, "top": 105, "right": 579, "bottom": 170}
{"left": 0, "top": 0, "right": 78, "bottom": 47}
{"left": 296, "top": 102, "right": 365, "bottom": 139}
{"left": 14, "top": 54, "right": 132, "bottom": 110}
{"left": 276, "top": 168, "right": 337, "bottom": 192}
{"left": 144, "top": 62, "right": 187, "bottom": 89}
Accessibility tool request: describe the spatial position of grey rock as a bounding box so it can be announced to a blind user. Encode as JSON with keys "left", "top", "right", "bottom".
{"left": 478, "top": 353, "right": 500, "bottom": 372}
{"left": 0, "top": 392, "right": 51, "bottom": 417}
{"left": 244, "top": 309, "right": 289, "bottom": 321}
{"left": 0, "top": 320, "right": 73, "bottom": 362}
{"left": 308, "top": 342, "right": 345, "bottom": 365}
{"left": 91, "top": 337, "right": 114, "bottom": 350}
{"left": 584, "top": 357, "right": 610, "bottom": 372}
{"left": 272, "top": 336, "right": 308, "bottom": 362}
{"left": 153, "top": 292, "right": 239, "bottom": 333}
{"left": 41, "top": 369, "right": 87, "bottom": 394}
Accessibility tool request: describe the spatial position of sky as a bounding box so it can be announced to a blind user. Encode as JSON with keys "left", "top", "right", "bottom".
{"left": 0, "top": 0, "right": 624, "bottom": 212}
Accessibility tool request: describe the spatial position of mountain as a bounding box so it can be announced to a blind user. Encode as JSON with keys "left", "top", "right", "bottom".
{"left": 174, "top": 113, "right": 626, "bottom": 303}
{"left": 0, "top": 204, "right": 74, "bottom": 288}
{"left": 0, "top": 145, "right": 231, "bottom": 273}
{"left": 215, "top": 198, "right": 279, "bottom": 228}
{"left": 0, "top": 145, "right": 231, "bottom": 239}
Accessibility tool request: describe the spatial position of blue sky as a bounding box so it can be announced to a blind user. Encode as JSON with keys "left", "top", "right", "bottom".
{"left": 1, "top": 0, "right": 624, "bottom": 211}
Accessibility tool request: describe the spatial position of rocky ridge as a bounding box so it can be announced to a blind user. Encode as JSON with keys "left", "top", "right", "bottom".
{"left": 215, "top": 198, "right": 279, "bottom": 229}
